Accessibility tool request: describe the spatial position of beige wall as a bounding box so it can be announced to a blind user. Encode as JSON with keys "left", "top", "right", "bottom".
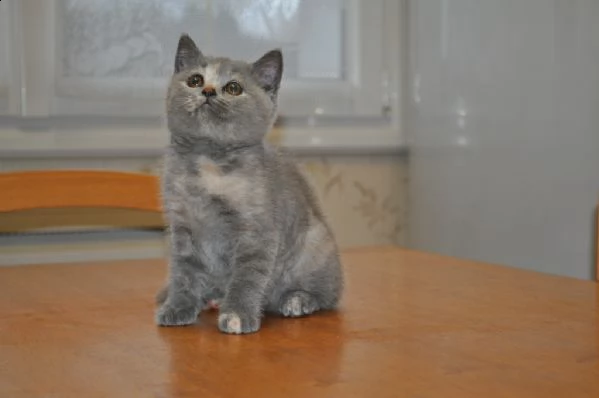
{"left": 0, "top": 154, "right": 408, "bottom": 249}
{"left": 300, "top": 155, "right": 407, "bottom": 247}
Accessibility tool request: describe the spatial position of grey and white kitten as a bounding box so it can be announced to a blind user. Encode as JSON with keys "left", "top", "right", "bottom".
{"left": 155, "top": 34, "right": 343, "bottom": 334}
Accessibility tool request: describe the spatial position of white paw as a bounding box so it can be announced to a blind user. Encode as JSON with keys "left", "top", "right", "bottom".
{"left": 280, "top": 292, "right": 320, "bottom": 317}
{"left": 287, "top": 296, "right": 303, "bottom": 316}
{"left": 218, "top": 313, "right": 242, "bottom": 334}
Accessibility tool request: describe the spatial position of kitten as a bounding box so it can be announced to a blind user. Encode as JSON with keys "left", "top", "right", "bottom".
{"left": 155, "top": 34, "right": 343, "bottom": 334}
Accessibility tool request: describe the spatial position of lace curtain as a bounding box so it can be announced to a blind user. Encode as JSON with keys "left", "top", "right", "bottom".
{"left": 1, "top": 0, "right": 388, "bottom": 118}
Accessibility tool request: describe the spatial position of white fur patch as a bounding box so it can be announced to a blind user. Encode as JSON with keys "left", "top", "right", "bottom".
{"left": 197, "top": 157, "right": 251, "bottom": 205}
{"left": 203, "top": 64, "right": 220, "bottom": 87}
{"left": 288, "top": 296, "right": 302, "bottom": 315}
{"left": 207, "top": 299, "right": 220, "bottom": 310}
{"left": 219, "top": 313, "right": 242, "bottom": 334}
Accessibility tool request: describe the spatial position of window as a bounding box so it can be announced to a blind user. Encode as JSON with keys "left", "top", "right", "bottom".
{"left": 1, "top": 0, "right": 402, "bottom": 152}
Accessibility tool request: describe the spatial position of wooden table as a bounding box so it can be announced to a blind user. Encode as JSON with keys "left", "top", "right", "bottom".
{"left": 1, "top": 247, "right": 598, "bottom": 397}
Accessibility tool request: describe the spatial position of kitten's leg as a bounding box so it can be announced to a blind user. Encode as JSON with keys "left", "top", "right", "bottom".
{"left": 155, "top": 285, "right": 168, "bottom": 305}
{"left": 218, "top": 238, "right": 274, "bottom": 334}
{"left": 276, "top": 246, "right": 343, "bottom": 317}
{"left": 156, "top": 225, "right": 205, "bottom": 326}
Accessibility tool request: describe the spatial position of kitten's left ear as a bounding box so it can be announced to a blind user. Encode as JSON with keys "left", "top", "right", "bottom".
{"left": 251, "top": 49, "right": 283, "bottom": 95}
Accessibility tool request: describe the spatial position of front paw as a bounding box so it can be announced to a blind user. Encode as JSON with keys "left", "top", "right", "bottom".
{"left": 218, "top": 311, "right": 261, "bottom": 334}
{"left": 155, "top": 303, "right": 199, "bottom": 326}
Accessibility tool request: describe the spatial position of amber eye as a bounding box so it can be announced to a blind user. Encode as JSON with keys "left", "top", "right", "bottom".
{"left": 224, "top": 81, "right": 243, "bottom": 96}
{"left": 186, "top": 74, "right": 204, "bottom": 88}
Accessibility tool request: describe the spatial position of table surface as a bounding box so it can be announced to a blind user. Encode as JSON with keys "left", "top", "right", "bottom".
{"left": 1, "top": 246, "right": 598, "bottom": 398}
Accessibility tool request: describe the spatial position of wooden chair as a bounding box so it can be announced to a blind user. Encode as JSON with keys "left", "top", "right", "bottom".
{"left": 0, "top": 170, "right": 162, "bottom": 215}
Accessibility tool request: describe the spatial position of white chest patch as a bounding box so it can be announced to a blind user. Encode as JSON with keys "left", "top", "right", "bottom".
{"left": 197, "top": 156, "right": 251, "bottom": 204}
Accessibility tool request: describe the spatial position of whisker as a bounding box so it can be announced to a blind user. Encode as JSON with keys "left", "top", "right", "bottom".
{"left": 178, "top": 95, "right": 203, "bottom": 114}
{"left": 209, "top": 99, "right": 229, "bottom": 113}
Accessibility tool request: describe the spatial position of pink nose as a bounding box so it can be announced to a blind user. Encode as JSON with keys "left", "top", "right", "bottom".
{"left": 202, "top": 86, "right": 216, "bottom": 97}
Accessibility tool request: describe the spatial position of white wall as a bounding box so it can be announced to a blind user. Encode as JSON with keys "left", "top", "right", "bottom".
{"left": 406, "top": 0, "right": 599, "bottom": 279}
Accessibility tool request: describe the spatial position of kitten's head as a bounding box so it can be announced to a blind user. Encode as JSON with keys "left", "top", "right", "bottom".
{"left": 166, "top": 34, "right": 283, "bottom": 147}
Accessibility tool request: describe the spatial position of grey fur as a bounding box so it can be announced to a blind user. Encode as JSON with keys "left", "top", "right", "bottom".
{"left": 155, "top": 34, "right": 343, "bottom": 334}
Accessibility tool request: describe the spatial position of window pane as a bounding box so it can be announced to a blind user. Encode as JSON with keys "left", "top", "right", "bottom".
{"left": 211, "top": 0, "right": 344, "bottom": 80}
{"left": 54, "top": 0, "right": 382, "bottom": 117}
{"left": 59, "top": 0, "right": 344, "bottom": 81}
{"left": 60, "top": 0, "right": 212, "bottom": 79}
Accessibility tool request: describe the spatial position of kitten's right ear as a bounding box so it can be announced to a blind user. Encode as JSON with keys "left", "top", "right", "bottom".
{"left": 174, "top": 34, "right": 206, "bottom": 73}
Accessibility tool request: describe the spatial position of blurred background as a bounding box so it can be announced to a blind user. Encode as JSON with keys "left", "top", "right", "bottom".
{"left": 0, "top": 0, "right": 598, "bottom": 280}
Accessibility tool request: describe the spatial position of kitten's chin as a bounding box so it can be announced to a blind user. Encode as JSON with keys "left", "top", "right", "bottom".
{"left": 197, "top": 104, "right": 228, "bottom": 121}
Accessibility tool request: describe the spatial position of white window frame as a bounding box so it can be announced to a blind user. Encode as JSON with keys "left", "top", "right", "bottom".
{"left": 0, "top": 0, "right": 22, "bottom": 115}
{"left": 1, "top": 0, "right": 404, "bottom": 154}
{"left": 18, "top": 0, "right": 390, "bottom": 117}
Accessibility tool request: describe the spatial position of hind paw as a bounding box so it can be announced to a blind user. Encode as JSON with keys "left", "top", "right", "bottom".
{"left": 279, "top": 291, "right": 320, "bottom": 317}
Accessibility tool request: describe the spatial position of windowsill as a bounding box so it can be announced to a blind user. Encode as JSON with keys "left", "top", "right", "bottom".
{"left": 0, "top": 125, "right": 407, "bottom": 157}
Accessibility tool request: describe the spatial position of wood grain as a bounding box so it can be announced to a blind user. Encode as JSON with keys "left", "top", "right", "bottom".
{"left": 0, "top": 170, "right": 161, "bottom": 213}
{"left": 1, "top": 247, "right": 598, "bottom": 397}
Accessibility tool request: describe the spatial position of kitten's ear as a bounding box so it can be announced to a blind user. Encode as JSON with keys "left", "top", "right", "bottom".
{"left": 251, "top": 49, "right": 283, "bottom": 95}
{"left": 174, "top": 34, "right": 205, "bottom": 73}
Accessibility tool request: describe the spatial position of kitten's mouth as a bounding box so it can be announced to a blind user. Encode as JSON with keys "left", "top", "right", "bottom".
{"left": 199, "top": 98, "right": 217, "bottom": 109}
{"left": 196, "top": 102, "right": 212, "bottom": 113}
{"left": 198, "top": 98, "right": 225, "bottom": 115}
{"left": 195, "top": 98, "right": 227, "bottom": 117}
